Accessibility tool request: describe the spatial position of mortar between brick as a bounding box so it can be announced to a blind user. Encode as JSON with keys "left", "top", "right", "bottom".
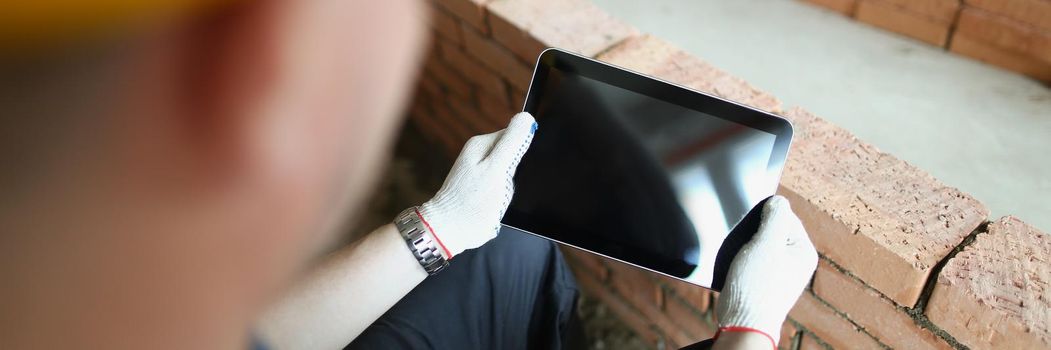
{"left": 809, "top": 291, "right": 893, "bottom": 350}
{"left": 907, "top": 221, "right": 989, "bottom": 350}
{"left": 485, "top": 0, "right": 638, "bottom": 62}
{"left": 803, "top": 0, "right": 858, "bottom": 16}
{"left": 941, "top": 0, "right": 966, "bottom": 49}
{"left": 778, "top": 107, "right": 988, "bottom": 307}
{"left": 787, "top": 328, "right": 802, "bottom": 350}
{"left": 661, "top": 286, "right": 715, "bottom": 329}
{"left": 789, "top": 318, "right": 840, "bottom": 350}
{"left": 927, "top": 217, "right": 1050, "bottom": 349}
{"left": 818, "top": 219, "right": 988, "bottom": 350}
{"left": 868, "top": 0, "right": 961, "bottom": 23}
{"left": 590, "top": 34, "right": 639, "bottom": 59}
{"left": 915, "top": 220, "right": 989, "bottom": 312}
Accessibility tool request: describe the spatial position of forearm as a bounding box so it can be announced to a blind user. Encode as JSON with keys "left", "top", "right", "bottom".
{"left": 256, "top": 223, "right": 426, "bottom": 349}
{"left": 255, "top": 113, "right": 537, "bottom": 349}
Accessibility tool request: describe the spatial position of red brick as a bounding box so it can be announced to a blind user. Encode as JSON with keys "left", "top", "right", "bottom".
{"left": 956, "top": 7, "right": 1051, "bottom": 64}
{"left": 509, "top": 87, "right": 527, "bottom": 110}
{"left": 408, "top": 106, "right": 426, "bottom": 131}
{"left": 709, "top": 292, "right": 720, "bottom": 326}
{"left": 574, "top": 266, "right": 665, "bottom": 348}
{"left": 664, "top": 295, "right": 717, "bottom": 345}
{"left": 409, "top": 86, "right": 429, "bottom": 113}
{"left": 596, "top": 35, "right": 782, "bottom": 113}
{"left": 447, "top": 97, "right": 501, "bottom": 134}
{"left": 435, "top": 37, "right": 462, "bottom": 60}
{"left": 966, "top": 0, "right": 1051, "bottom": 32}
{"left": 414, "top": 120, "right": 460, "bottom": 157}
{"left": 431, "top": 6, "right": 463, "bottom": 46}
{"left": 437, "top": 40, "right": 509, "bottom": 103}
{"left": 571, "top": 258, "right": 603, "bottom": 295}
{"left": 779, "top": 321, "right": 799, "bottom": 350}
{"left": 411, "top": 95, "right": 462, "bottom": 156}
{"left": 476, "top": 89, "right": 516, "bottom": 126}
{"left": 778, "top": 107, "right": 988, "bottom": 307}
{"left": 412, "top": 77, "right": 441, "bottom": 110}
{"left": 559, "top": 246, "right": 610, "bottom": 282}
{"left": 950, "top": 34, "right": 1051, "bottom": 82}
{"left": 486, "top": 0, "right": 638, "bottom": 63}
{"left": 602, "top": 298, "right": 665, "bottom": 349}
{"left": 408, "top": 86, "right": 432, "bottom": 123}
{"left": 461, "top": 23, "right": 534, "bottom": 91}
{"left": 424, "top": 59, "right": 473, "bottom": 100}
{"left": 661, "top": 276, "right": 711, "bottom": 313}
{"left": 813, "top": 259, "right": 953, "bottom": 349}
{"left": 434, "top": 0, "right": 490, "bottom": 34}
{"left": 927, "top": 216, "right": 1051, "bottom": 349}
{"left": 435, "top": 40, "right": 516, "bottom": 124}
{"left": 799, "top": 333, "right": 824, "bottom": 350}
{"left": 418, "top": 71, "right": 443, "bottom": 98}
{"left": 803, "top": 0, "right": 858, "bottom": 16}
{"left": 428, "top": 95, "right": 474, "bottom": 150}
{"left": 855, "top": 0, "right": 952, "bottom": 46}
{"left": 877, "top": 0, "right": 959, "bottom": 23}
{"left": 608, "top": 261, "right": 663, "bottom": 312}
{"left": 789, "top": 293, "right": 884, "bottom": 349}
{"left": 607, "top": 260, "right": 696, "bottom": 348}
{"left": 485, "top": 12, "right": 542, "bottom": 65}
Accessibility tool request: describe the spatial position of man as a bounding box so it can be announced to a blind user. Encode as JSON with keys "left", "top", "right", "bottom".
{"left": 0, "top": 1, "right": 816, "bottom": 349}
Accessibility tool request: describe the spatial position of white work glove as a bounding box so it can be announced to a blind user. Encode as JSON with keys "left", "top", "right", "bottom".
{"left": 715, "top": 195, "right": 818, "bottom": 347}
{"left": 418, "top": 112, "right": 537, "bottom": 259}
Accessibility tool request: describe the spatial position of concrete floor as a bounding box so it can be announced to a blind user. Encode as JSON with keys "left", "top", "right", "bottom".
{"left": 594, "top": 0, "right": 1051, "bottom": 231}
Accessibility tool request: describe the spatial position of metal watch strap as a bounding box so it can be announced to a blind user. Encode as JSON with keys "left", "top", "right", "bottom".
{"left": 394, "top": 207, "right": 449, "bottom": 275}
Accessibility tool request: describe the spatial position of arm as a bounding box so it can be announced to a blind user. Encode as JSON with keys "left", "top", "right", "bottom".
{"left": 256, "top": 113, "right": 538, "bottom": 349}
{"left": 256, "top": 224, "right": 426, "bottom": 349}
{"left": 712, "top": 195, "right": 818, "bottom": 350}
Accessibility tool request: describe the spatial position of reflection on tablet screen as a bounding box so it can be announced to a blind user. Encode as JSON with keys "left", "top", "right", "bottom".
{"left": 503, "top": 67, "right": 781, "bottom": 287}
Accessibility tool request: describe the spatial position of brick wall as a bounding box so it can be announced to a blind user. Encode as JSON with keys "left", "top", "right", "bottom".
{"left": 407, "top": 0, "right": 1050, "bottom": 349}
{"left": 802, "top": 0, "right": 1051, "bottom": 83}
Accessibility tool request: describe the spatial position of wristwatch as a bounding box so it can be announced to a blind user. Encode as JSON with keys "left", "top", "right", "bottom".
{"left": 394, "top": 207, "right": 449, "bottom": 275}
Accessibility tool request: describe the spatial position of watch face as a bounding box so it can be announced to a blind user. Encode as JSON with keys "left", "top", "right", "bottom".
{"left": 502, "top": 49, "right": 791, "bottom": 290}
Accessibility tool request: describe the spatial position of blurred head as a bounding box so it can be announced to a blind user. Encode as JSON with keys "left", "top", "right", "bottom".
{"left": 0, "top": 0, "right": 426, "bottom": 348}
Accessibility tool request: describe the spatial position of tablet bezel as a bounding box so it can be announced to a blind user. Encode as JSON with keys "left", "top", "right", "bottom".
{"left": 502, "top": 48, "right": 794, "bottom": 289}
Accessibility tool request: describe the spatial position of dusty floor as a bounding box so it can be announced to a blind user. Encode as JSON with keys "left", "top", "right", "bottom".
{"left": 594, "top": 0, "right": 1051, "bottom": 231}
{"left": 348, "top": 124, "right": 650, "bottom": 349}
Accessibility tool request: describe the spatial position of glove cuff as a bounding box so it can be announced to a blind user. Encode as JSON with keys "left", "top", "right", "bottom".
{"left": 716, "top": 287, "right": 785, "bottom": 345}
{"left": 718, "top": 312, "right": 783, "bottom": 345}
{"left": 416, "top": 202, "right": 456, "bottom": 259}
{"left": 715, "top": 326, "right": 777, "bottom": 349}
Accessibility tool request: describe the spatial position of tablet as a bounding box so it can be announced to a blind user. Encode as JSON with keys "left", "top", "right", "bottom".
{"left": 500, "top": 48, "right": 793, "bottom": 290}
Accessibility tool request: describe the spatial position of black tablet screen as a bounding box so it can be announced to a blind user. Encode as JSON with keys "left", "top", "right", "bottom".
{"left": 502, "top": 59, "right": 785, "bottom": 288}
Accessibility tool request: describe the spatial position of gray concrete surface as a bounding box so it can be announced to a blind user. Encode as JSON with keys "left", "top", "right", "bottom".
{"left": 594, "top": 0, "right": 1051, "bottom": 231}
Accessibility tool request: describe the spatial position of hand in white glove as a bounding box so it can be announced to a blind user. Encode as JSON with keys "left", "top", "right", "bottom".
{"left": 715, "top": 195, "right": 818, "bottom": 347}
{"left": 418, "top": 112, "right": 537, "bottom": 259}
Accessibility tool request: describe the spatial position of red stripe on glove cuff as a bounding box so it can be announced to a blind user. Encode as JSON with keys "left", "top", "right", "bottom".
{"left": 715, "top": 326, "right": 777, "bottom": 350}
{"left": 414, "top": 208, "right": 453, "bottom": 259}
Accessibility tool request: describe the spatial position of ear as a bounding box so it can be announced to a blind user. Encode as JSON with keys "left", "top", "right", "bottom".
{"left": 173, "top": 0, "right": 283, "bottom": 174}
{"left": 172, "top": 0, "right": 427, "bottom": 182}
{"left": 164, "top": 0, "right": 429, "bottom": 237}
